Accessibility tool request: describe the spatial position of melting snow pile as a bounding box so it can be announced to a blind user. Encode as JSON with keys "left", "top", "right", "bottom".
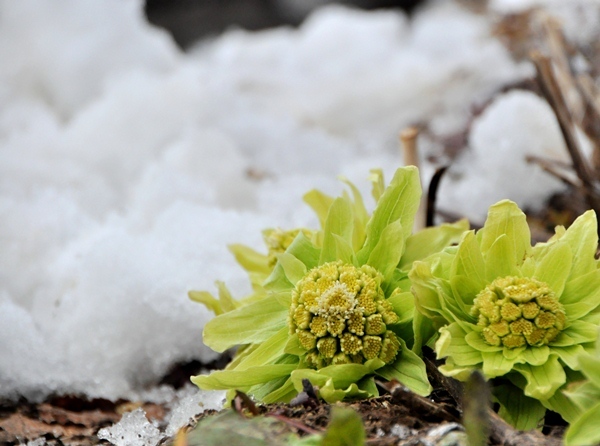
{"left": 0, "top": 0, "right": 596, "bottom": 404}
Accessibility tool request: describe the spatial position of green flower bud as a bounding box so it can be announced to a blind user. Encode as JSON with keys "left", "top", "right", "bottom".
{"left": 263, "top": 227, "right": 315, "bottom": 268}
{"left": 290, "top": 260, "right": 400, "bottom": 368}
{"left": 471, "top": 276, "right": 565, "bottom": 348}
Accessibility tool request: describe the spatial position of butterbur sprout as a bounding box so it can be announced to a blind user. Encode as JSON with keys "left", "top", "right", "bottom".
{"left": 289, "top": 261, "right": 400, "bottom": 368}
{"left": 190, "top": 167, "right": 468, "bottom": 403}
{"left": 409, "top": 200, "right": 600, "bottom": 430}
{"left": 472, "top": 276, "right": 566, "bottom": 348}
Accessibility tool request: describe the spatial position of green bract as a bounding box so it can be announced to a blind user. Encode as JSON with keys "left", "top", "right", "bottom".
{"left": 563, "top": 331, "right": 600, "bottom": 446}
{"left": 409, "top": 200, "right": 600, "bottom": 430}
{"left": 191, "top": 166, "right": 468, "bottom": 403}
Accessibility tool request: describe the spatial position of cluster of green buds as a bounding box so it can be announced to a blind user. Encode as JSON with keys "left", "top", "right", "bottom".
{"left": 472, "top": 276, "right": 566, "bottom": 349}
{"left": 289, "top": 261, "right": 400, "bottom": 368}
{"left": 263, "top": 228, "right": 315, "bottom": 269}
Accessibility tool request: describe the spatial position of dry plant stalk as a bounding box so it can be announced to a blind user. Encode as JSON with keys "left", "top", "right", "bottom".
{"left": 400, "top": 127, "right": 427, "bottom": 229}
{"left": 531, "top": 51, "right": 600, "bottom": 214}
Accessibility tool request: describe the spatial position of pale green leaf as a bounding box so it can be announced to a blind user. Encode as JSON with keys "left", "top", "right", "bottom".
{"left": 273, "top": 290, "right": 293, "bottom": 307}
{"left": 561, "top": 269, "right": 600, "bottom": 314}
{"left": 278, "top": 252, "right": 307, "bottom": 285}
{"left": 560, "top": 210, "right": 599, "bottom": 277}
{"left": 493, "top": 383, "right": 546, "bottom": 430}
{"left": 569, "top": 319, "right": 600, "bottom": 342}
{"left": 357, "top": 375, "right": 379, "bottom": 396}
{"left": 339, "top": 176, "right": 370, "bottom": 252}
{"left": 387, "top": 290, "right": 415, "bottom": 325}
{"left": 533, "top": 241, "right": 572, "bottom": 297}
{"left": 578, "top": 352, "right": 600, "bottom": 388}
{"left": 481, "top": 351, "right": 518, "bottom": 378}
{"left": 290, "top": 359, "right": 384, "bottom": 402}
{"left": 284, "top": 333, "right": 305, "bottom": 356}
{"left": 412, "top": 311, "right": 436, "bottom": 356}
{"left": 303, "top": 189, "right": 335, "bottom": 228}
{"left": 464, "top": 330, "right": 502, "bottom": 353}
{"left": 513, "top": 355, "right": 566, "bottom": 400}
{"left": 203, "top": 294, "right": 288, "bottom": 352}
{"left": 368, "top": 168, "right": 385, "bottom": 202}
{"left": 376, "top": 339, "right": 432, "bottom": 396}
{"left": 409, "top": 261, "right": 455, "bottom": 323}
{"left": 192, "top": 363, "right": 298, "bottom": 390}
{"left": 286, "top": 231, "right": 321, "bottom": 270}
{"left": 562, "top": 381, "right": 600, "bottom": 413}
{"left": 263, "top": 262, "right": 294, "bottom": 292}
{"left": 541, "top": 386, "right": 584, "bottom": 424}
{"left": 449, "top": 231, "right": 486, "bottom": 303}
{"left": 436, "top": 323, "right": 483, "bottom": 367}
{"left": 553, "top": 320, "right": 599, "bottom": 347}
{"left": 520, "top": 255, "right": 536, "bottom": 277}
{"left": 234, "top": 327, "right": 289, "bottom": 371}
{"left": 320, "top": 380, "right": 373, "bottom": 403}
{"left": 438, "top": 358, "right": 475, "bottom": 381}
{"left": 502, "top": 346, "right": 525, "bottom": 360}
{"left": 332, "top": 234, "right": 356, "bottom": 265}
{"left": 399, "top": 219, "right": 469, "bottom": 270}
{"left": 215, "top": 281, "right": 239, "bottom": 313}
{"left": 357, "top": 166, "right": 421, "bottom": 264}
{"left": 478, "top": 200, "right": 531, "bottom": 266}
{"left": 519, "top": 345, "right": 550, "bottom": 366}
{"left": 189, "top": 290, "right": 223, "bottom": 316}
{"left": 564, "top": 401, "right": 600, "bottom": 446}
{"left": 320, "top": 197, "right": 354, "bottom": 264}
{"left": 366, "top": 219, "right": 404, "bottom": 281}
{"left": 483, "top": 234, "right": 521, "bottom": 282}
{"left": 228, "top": 243, "right": 270, "bottom": 275}
{"left": 261, "top": 377, "right": 298, "bottom": 404}
{"left": 552, "top": 344, "right": 587, "bottom": 370}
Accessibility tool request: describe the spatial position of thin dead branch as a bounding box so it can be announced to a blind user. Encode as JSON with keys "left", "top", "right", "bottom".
{"left": 525, "top": 155, "right": 579, "bottom": 187}
{"left": 531, "top": 51, "right": 600, "bottom": 213}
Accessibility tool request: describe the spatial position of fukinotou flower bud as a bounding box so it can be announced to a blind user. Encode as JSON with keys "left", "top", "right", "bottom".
{"left": 471, "top": 276, "right": 566, "bottom": 348}
{"left": 289, "top": 260, "right": 400, "bottom": 368}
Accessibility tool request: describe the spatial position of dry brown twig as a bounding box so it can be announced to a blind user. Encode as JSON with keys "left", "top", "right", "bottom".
{"left": 531, "top": 51, "right": 600, "bottom": 214}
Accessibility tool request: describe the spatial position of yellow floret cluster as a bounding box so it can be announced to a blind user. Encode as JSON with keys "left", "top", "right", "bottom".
{"left": 289, "top": 260, "right": 401, "bottom": 368}
{"left": 471, "top": 276, "right": 566, "bottom": 349}
{"left": 263, "top": 228, "right": 314, "bottom": 268}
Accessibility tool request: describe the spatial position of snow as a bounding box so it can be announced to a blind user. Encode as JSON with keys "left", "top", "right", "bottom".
{"left": 96, "top": 388, "right": 225, "bottom": 445}
{"left": 0, "top": 0, "right": 596, "bottom": 404}
{"left": 97, "top": 408, "right": 163, "bottom": 446}
{"left": 438, "top": 89, "right": 591, "bottom": 222}
{"left": 165, "top": 389, "right": 226, "bottom": 436}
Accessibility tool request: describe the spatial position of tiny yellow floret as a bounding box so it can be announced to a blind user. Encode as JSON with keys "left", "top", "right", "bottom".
{"left": 471, "top": 276, "right": 565, "bottom": 348}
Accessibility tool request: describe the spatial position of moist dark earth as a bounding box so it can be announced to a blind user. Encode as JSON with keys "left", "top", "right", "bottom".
{"left": 0, "top": 350, "right": 565, "bottom": 445}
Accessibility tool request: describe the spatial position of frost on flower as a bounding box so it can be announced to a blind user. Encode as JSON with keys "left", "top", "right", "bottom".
{"left": 409, "top": 200, "right": 600, "bottom": 430}
{"left": 190, "top": 167, "right": 468, "bottom": 403}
